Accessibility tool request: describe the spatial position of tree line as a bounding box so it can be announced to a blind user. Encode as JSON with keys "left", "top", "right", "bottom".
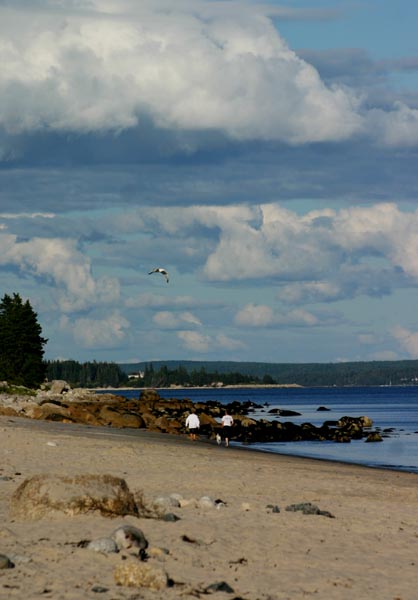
{"left": 3, "top": 292, "right": 418, "bottom": 389}
{"left": 137, "top": 363, "right": 275, "bottom": 388}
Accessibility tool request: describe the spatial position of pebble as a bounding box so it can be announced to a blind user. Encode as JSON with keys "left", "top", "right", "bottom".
{"left": 0, "top": 554, "right": 14, "bottom": 569}
{"left": 205, "top": 581, "right": 235, "bottom": 593}
{"left": 161, "top": 512, "right": 180, "bottom": 522}
{"left": 87, "top": 537, "right": 119, "bottom": 553}
{"left": 285, "top": 502, "right": 335, "bottom": 518}
{"left": 153, "top": 495, "right": 181, "bottom": 510}
{"left": 198, "top": 496, "right": 216, "bottom": 509}
{"left": 112, "top": 525, "right": 148, "bottom": 553}
{"left": 114, "top": 560, "right": 168, "bottom": 590}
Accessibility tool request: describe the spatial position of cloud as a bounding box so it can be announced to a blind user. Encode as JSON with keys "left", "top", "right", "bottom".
{"left": 152, "top": 310, "right": 201, "bottom": 329}
{"left": 2, "top": 0, "right": 418, "bottom": 151}
{"left": 235, "top": 303, "right": 329, "bottom": 328}
{"left": 391, "top": 326, "right": 418, "bottom": 358}
{"left": 177, "top": 330, "right": 211, "bottom": 352}
{"left": 0, "top": 211, "right": 55, "bottom": 219}
{"left": 64, "top": 311, "right": 130, "bottom": 349}
{"left": 0, "top": 233, "right": 120, "bottom": 311}
{"left": 126, "top": 293, "right": 199, "bottom": 309}
{"left": 177, "top": 329, "right": 245, "bottom": 353}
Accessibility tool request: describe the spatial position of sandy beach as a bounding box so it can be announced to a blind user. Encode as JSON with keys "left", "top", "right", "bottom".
{"left": 1, "top": 415, "right": 417, "bottom": 600}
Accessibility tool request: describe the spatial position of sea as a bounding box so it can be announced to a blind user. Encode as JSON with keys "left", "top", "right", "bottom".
{"left": 109, "top": 386, "right": 418, "bottom": 474}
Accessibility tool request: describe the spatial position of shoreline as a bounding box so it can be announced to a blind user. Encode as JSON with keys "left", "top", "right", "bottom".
{"left": 0, "top": 414, "right": 413, "bottom": 476}
{"left": 1, "top": 414, "right": 418, "bottom": 599}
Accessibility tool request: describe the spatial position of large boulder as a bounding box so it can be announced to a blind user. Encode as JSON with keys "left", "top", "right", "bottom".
{"left": 48, "top": 380, "right": 71, "bottom": 394}
{"left": 10, "top": 474, "right": 139, "bottom": 520}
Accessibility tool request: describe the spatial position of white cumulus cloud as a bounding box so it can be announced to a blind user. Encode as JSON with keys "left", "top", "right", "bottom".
{"left": 0, "top": 233, "right": 120, "bottom": 311}
{"left": 153, "top": 310, "right": 201, "bottom": 329}
{"left": 391, "top": 326, "right": 418, "bottom": 358}
{"left": 69, "top": 311, "right": 130, "bottom": 349}
{"left": 2, "top": 0, "right": 417, "bottom": 148}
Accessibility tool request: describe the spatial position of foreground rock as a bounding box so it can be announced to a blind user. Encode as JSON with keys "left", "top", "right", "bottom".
{"left": 10, "top": 474, "right": 139, "bottom": 520}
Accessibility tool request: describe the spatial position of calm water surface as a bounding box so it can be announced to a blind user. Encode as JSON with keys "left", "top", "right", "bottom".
{"left": 114, "top": 386, "right": 418, "bottom": 473}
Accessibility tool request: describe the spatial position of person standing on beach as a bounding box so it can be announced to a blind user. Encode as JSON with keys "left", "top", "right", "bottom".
{"left": 221, "top": 410, "right": 234, "bottom": 447}
{"left": 185, "top": 410, "right": 200, "bottom": 441}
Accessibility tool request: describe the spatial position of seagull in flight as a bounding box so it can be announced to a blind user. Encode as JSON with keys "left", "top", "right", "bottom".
{"left": 148, "top": 267, "right": 169, "bottom": 283}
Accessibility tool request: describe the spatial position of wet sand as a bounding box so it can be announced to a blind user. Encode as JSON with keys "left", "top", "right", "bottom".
{"left": 1, "top": 415, "right": 417, "bottom": 599}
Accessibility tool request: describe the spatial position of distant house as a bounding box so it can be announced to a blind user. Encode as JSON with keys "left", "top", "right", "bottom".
{"left": 128, "top": 371, "right": 144, "bottom": 380}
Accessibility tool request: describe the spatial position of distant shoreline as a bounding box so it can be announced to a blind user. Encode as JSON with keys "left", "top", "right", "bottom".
{"left": 93, "top": 383, "right": 304, "bottom": 392}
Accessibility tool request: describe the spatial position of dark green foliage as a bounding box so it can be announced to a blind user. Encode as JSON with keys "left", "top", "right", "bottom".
{"left": 0, "top": 293, "right": 47, "bottom": 387}
{"left": 45, "top": 360, "right": 129, "bottom": 388}
{"left": 130, "top": 363, "right": 267, "bottom": 388}
{"left": 120, "top": 359, "right": 418, "bottom": 387}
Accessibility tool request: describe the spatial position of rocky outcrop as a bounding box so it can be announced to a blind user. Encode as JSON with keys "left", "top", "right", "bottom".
{"left": 0, "top": 381, "right": 379, "bottom": 445}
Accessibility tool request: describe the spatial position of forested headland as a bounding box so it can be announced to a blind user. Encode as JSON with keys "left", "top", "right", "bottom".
{"left": 44, "top": 358, "right": 418, "bottom": 388}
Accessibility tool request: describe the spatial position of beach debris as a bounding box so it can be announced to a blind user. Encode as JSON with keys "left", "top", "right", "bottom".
{"left": 86, "top": 537, "right": 119, "bottom": 553}
{"left": 181, "top": 534, "right": 204, "bottom": 546}
{"left": 148, "top": 267, "right": 169, "bottom": 283}
{"left": 91, "top": 586, "right": 109, "bottom": 593}
{"left": 112, "top": 525, "right": 148, "bottom": 557}
{"left": 46, "top": 441, "right": 57, "bottom": 447}
{"left": 0, "top": 554, "right": 14, "bottom": 569}
{"left": 285, "top": 502, "right": 335, "bottom": 518}
{"left": 114, "top": 560, "right": 168, "bottom": 590}
{"left": 10, "top": 474, "right": 139, "bottom": 520}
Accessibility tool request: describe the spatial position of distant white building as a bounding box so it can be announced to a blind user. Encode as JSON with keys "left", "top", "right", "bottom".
{"left": 128, "top": 371, "right": 144, "bottom": 380}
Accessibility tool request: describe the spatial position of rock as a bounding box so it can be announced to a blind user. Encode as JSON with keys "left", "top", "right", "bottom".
{"left": 153, "top": 496, "right": 181, "bottom": 511}
{"left": 161, "top": 512, "right": 180, "bottom": 522}
{"left": 205, "top": 581, "right": 235, "bottom": 594}
{"left": 365, "top": 432, "right": 383, "bottom": 442}
{"left": 198, "top": 496, "right": 216, "bottom": 509}
{"left": 285, "top": 502, "right": 335, "bottom": 518}
{"left": 87, "top": 537, "right": 119, "bottom": 553}
{"left": 114, "top": 561, "right": 168, "bottom": 590}
{"left": 317, "top": 406, "right": 331, "bottom": 411}
{"left": 139, "top": 389, "right": 161, "bottom": 402}
{"left": 111, "top": 525, "right": 148, "bottom": 553}
{"left": 49, "top": 380, "right": 71, "bottom": 394}
{"left": 10, "top": 474, "right": 139, "bottom": 520}
{"left": 0, "top": 554, "right": 14, "bottom": 569}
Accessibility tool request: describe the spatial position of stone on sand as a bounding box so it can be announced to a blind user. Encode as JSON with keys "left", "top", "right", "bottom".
{"left": 114, "top": 560, "right": 168, "bottom": 590}
{"left": 10, "top": 474, "right": 139, "bottom": 520}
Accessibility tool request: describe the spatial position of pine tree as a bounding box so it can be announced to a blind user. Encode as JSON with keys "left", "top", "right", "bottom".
{"left": 0, "top": 293, "right": 47, "bottom": 387}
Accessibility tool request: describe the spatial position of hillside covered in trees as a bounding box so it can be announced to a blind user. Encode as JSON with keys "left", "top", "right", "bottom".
{"left": 120, "top": 359, "right": 418, "bottom": 387}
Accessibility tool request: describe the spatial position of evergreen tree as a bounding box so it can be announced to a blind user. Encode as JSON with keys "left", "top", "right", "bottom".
{"left": 0, "top": 293, "right": 47, "bottom": 387}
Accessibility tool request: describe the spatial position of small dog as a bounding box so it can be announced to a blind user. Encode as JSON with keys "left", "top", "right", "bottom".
{"left": 216, "top": 433, "right": 222, "bottom": 445}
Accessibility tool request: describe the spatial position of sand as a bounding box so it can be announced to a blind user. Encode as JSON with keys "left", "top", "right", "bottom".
{"left": 1, "top": 415, "right": 417, "bottom": 600}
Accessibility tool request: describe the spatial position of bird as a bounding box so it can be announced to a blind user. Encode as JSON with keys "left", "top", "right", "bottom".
{"left": 148, "top": 267, "right": 169, "bottom": 283}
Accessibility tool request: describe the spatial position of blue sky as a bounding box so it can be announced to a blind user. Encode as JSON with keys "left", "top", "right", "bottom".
{"left": 1, "top": 0, "right": 418, "bottom": 365}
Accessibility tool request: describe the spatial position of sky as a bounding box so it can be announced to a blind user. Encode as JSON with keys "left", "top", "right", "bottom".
{"left": 1, "top": 0, "right": 418, "bottom": 365}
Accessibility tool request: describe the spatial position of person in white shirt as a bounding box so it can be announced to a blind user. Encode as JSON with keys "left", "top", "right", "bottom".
{"left": 185, "top": 410, "right": 200, "bottom": 441}
{"left": 221, "top": 410, "right": 234, "bottom": 447}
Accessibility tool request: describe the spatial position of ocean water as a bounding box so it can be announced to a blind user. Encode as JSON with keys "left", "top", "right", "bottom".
{"left": 113, "top": 386, "right": 418, "bottom": 473}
